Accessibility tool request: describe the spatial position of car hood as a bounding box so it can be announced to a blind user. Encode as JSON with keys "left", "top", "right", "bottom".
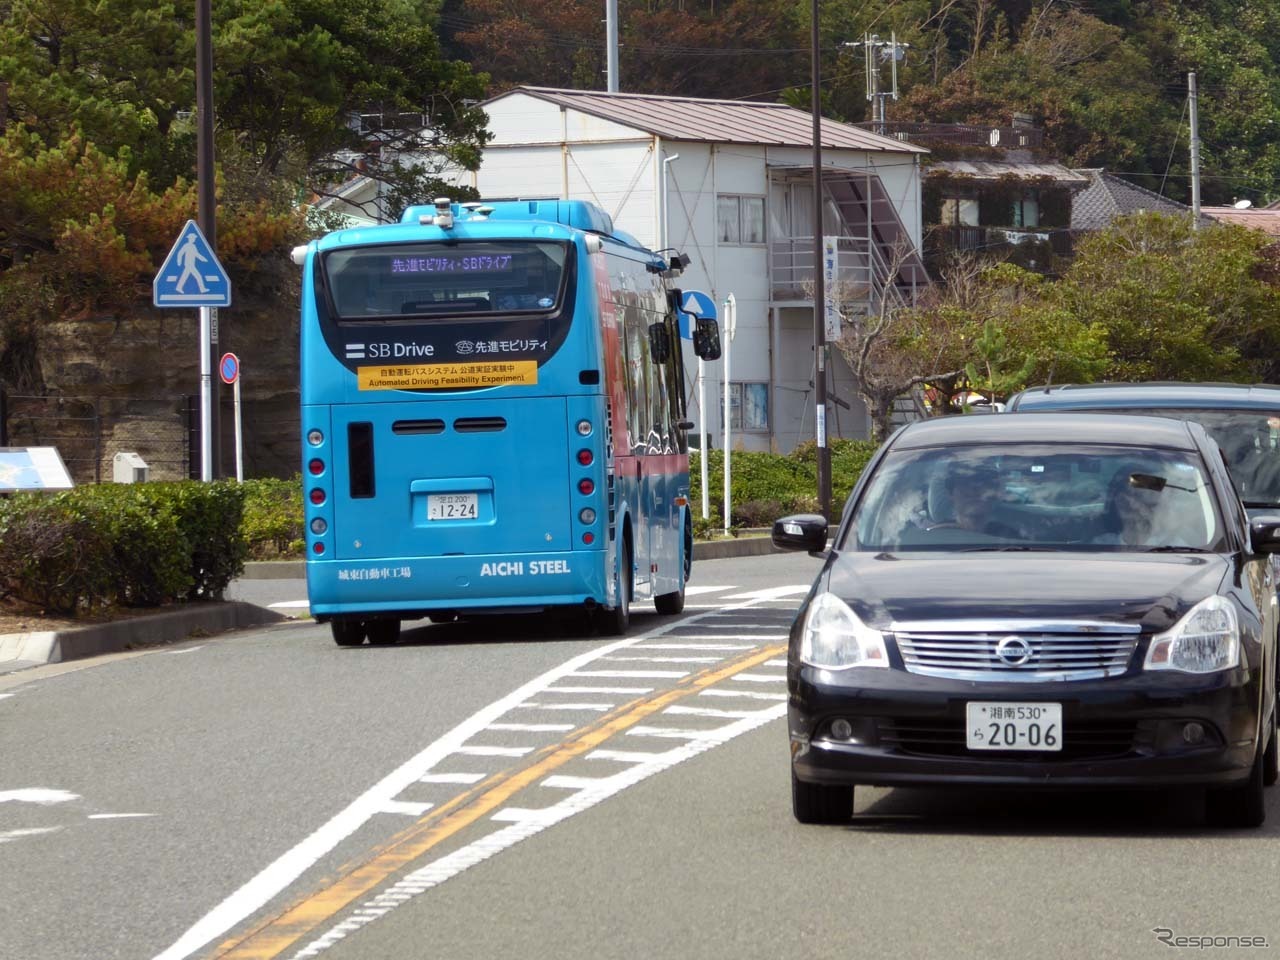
{"left": 824, "top": 552, "right": 1230, "bottom": 633}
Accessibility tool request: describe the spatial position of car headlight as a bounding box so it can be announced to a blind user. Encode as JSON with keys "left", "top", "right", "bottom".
{"left": 1144, "top": 595, "right": 1240, "bottom": 674}
{"left": 800, "top": 592, "right": 889, "bottom": 670}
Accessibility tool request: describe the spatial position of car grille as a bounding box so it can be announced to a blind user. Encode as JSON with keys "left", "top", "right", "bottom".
{"left": 892, "top": 621, "right": 1141, "bottom": 681}
{"left": 878, "top": 718, "right": 1140, "bottom": 761}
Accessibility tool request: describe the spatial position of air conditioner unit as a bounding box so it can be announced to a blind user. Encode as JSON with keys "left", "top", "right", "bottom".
{"left": 112, "top": 452, "right": 149, "bottom": 483}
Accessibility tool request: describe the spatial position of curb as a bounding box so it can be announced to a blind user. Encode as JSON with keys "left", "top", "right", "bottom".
{"left": 0, "top": 601, "right": 286, "bottom": 675}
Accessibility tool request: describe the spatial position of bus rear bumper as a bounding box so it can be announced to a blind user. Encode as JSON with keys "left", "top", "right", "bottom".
{"left": 305, "top": 550, "right": 609, "bottom": 617}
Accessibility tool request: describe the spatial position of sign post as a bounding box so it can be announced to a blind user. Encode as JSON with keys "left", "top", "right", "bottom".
{"left": 678, "top": 291, "right": 718, "bottom": 521}
{"left": 153, "top": 219, "right": 232, "bottom": 482}
{"left": 219, "top": 352, "right": 242, "bottom": 482}
{"left": 721, "top": 293, "right": 736, "bottom": 536}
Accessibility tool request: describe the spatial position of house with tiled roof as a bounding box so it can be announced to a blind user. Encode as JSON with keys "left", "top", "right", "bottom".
{"left": 1201, "top": 205, "right": 1280, "bottom": 237}
{"left": 1070, "top": 169, "right": 1194, "bottom": 230}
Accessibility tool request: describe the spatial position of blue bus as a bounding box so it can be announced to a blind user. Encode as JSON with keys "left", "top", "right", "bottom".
{"left": 294, "top": 199, "right": 722, "bottom": 645}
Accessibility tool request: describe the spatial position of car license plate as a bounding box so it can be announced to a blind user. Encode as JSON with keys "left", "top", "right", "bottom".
{"left": 427, "top": 493, "right": 478, "bottom": 520}
{"left": 966, "top": 702, "right": 1062, "bottom": 751}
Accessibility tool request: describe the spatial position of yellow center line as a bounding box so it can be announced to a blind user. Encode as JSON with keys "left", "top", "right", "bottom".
{"left": 211, "top": 641, "right": 788, "bottom": 959}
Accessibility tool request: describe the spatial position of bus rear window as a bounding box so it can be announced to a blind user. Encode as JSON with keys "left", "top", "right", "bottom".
{"left": 322, "top": 241, "right": 569, "bottom": 321}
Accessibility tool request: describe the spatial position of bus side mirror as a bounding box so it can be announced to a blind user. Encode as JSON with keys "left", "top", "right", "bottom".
{"left": 667, "top": 288, "right": 684, "bottom": 313}
{"left": 693, "top": 318, "right": 721, "bottom": 361}
{"left": 648, "top": 322, "right": 671, "bottom": 363}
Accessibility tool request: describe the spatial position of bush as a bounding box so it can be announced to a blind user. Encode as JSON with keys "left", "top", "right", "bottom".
{"left": 242, "top": 475, "right": 305, "bottom": 558}
{"left": 0, "top": 480, "right": 247, "bottom": 614}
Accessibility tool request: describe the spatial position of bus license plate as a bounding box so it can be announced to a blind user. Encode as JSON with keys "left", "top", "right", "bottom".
{"left": 966, "top": 702, "right": 1062, "bottom": 751}
{"left": 427, "top": 493, "right": 478, "bottom": 521}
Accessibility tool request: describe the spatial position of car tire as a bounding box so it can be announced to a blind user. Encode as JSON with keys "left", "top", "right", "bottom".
{"left": 330, "top": 620, "right": 366, "bottom": 647}
{"left": 1264, "top": 707, "right": 1278, "bottom": 788}
{"left": 597, "top": 538, "right": 632, "bottom": 636}
{"left": 1205, "top": 745, "right": 1267, "bottom": 829}
{"left": 366, "top": 620, "right": 401, "bottom": 646}
{"left": 791, "top": 770, "right": 853, "bottom": 825}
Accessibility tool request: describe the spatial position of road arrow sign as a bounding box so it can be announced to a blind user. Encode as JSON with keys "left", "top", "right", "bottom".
{"left": 677, "top": 290, "right": 716, "bottom": 339}
{"left": 153, "top": 220, "right": 232, "bottom": 308}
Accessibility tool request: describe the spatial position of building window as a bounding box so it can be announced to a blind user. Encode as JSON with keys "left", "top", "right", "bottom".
{"left": 717, "top": 195, "right": 765, "bottom": 245}
{"left": 1013, "top": 194, "right": 1039, "bottom": 228}
{"left": 940, "top": 197, "right": 979, "bottom": 226}
{"left": 727, "top": 382, "right": 770, "bottom": 432}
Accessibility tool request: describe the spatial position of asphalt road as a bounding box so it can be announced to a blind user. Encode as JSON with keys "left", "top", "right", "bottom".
{"left": 3, "top": 552, "right": 1280, "bottom": 960}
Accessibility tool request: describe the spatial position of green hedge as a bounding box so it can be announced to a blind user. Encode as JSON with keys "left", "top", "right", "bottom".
{"left": 0, "top": 480, "right": 248, "bottom": 615}
{"left": 690, "top": 439, "right": 879, "bottom": 528}
{"left": 241, "top": 476, "right": 305, "bottom": 559}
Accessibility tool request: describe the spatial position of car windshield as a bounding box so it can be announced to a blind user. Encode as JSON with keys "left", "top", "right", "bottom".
{"left": 852, "top": 443, "right": 1225, "bottom": 552}
{"left": 1059, "top": 407, "right": 1280, "bottom": 508}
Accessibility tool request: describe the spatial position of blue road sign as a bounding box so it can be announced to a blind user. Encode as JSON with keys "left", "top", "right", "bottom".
{"left": 677, "top": 290, "right": 716, "bottom": 340}
{"left": 153, "top": 220, "right": 232, "bottom": 308}
{"left": 219, "top": 352, "right": 240, "bottom": 385}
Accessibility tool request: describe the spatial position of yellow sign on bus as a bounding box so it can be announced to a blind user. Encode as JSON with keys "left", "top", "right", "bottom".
{"left": 358, "top": 361, "right": 538, "bottom": 391}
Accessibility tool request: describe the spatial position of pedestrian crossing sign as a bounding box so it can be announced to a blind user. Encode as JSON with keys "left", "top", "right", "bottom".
{"left": 153, "top": 219, "right": 232, "bottom": 307}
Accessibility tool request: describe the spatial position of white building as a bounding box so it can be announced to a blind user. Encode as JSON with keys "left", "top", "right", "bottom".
{"left": 326, "top": 86, "right": 929, "bottom": 451}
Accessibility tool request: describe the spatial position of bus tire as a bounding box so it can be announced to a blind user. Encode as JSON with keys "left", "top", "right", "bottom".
{"left": 655, "top": 513, "right": 692, "bottom": 615}
{"left": 366, "top": 620, "right": 401, "bottom": 646}
{"left": 597, "top": 537, "right": 632, "bottom": 636}
{"left": 331, "top": 620, "right": 366, "bottom": 647}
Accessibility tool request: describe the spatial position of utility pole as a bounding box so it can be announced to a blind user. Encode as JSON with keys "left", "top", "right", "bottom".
{"left": 845, "top": 33, "right": 909, "bottom": 136}
{"left": 811, "top": 0, "right": 831, "bottom": 520}
{"left": 1189, "top": 71, "right": 1201, "bottom": 229}
{"left": 605, "top": 0, "right": 619, "bottom": 92}
{"left": 196, "top": 0, "right": 221, "bottom": 477}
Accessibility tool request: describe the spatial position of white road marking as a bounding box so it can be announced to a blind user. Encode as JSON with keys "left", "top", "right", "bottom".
{"left": 419, "top": 773, "right": 485, "bottom": 785}
{"left": 546, "top": 685, "right": 652, "bottom": 695}
{"left": 0, "top": 694, "right": 14, "bottom": 700}
{"left": 699, "top": 688, "right": 788, "bottom": 701}
{"left": 162, "top": 646, "right": 206, "bottom": 655}
{"left": 632, "top": 643, "right": 752, "bottom": 651}
{"left": 600, "top": 655, "right": 721, "bottom": 664}
{"left": 626, "top": 725, "right": 736, "bottom": 741}
{"left": 378, "top": 800, "right": 434, "bottom": 817}
{"left": 455, "top": 745, "right": 533, "bottom": 758}
{"left": 765, "top": 659, "right": 788, "bottom": 667}
{"left": 518, "top": 702, "right": 613, "bottom": 712}
{"left": 721, "top": 585, "right": 811, "bottom": 600}
{"left": 486, "top": 723, "right": 574, "bottom": 733}
{"left": 288, "top": 704, "right": 786, "bottom": 959}
{"left": 571, "top": 669, "right": 688, "bottom": 679}
{"left": 0, "top": 788, "right": 80, "bottom": 805}
{"left": 586, "top": 747, "right": 687, "bottom": 764}
{"left": 540, "top": 774, "right": 631, "bottom": 790}
{"left": 0, "top": 826, "right": 62, "bottom": 843}
{"left": 731, "top": 673, "right": 787, "bottom": 683}
{"left": 87, "top": 813, "right": 155, "bottom": 820}
{"left": 684, "top": 585, "right": 736, "bottom": 596}
{"left": 663, "top": 704, "right": 773, "bottom": 720}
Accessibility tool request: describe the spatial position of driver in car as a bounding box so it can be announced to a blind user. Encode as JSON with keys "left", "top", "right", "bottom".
{"left": 932, "top": 468, "right": 1023, "bottom": 538}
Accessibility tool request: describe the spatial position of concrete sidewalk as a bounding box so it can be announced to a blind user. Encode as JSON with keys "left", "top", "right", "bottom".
{"left": 0, "top": 533, "right": 811, "bottom": 675}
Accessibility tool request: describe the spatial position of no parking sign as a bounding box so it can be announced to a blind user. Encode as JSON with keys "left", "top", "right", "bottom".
{"left": 219, "top": 352, "right": 240, "bottom": 385}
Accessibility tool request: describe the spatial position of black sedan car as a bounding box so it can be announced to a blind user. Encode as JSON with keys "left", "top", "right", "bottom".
{"left": 773, "top": 413, "right": 1280, "bottom": 827}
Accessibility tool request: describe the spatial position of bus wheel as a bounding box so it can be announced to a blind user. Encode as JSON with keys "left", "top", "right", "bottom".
{"left": 331, "top": 620, "right": 366, "bottom": 647}
{"left": 597, "top": 540, "right": 632, "bottom": 636}
{"left": 366, "top": 620, "right": 401, "bottom": 646}
{"left": 655, "top": 515, "right": 691, "bottom": 615}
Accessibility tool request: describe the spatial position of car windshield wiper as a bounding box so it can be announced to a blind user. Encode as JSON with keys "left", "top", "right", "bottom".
{"left": 1242, "top": 500, "right": 1280, "bottom": 509}
{"left": 1140, "top": 545, "right": 1213, "bottom": 553}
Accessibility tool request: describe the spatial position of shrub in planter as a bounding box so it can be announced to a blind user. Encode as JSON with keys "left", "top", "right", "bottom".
{"left": 0, "top": 493, "right": 115, "bottom": 615}
{"left": 242, "top": 475, "right": 304, "bottom": 558}
{"left": 73, "top": 484, "right": 192, "bottom": 606}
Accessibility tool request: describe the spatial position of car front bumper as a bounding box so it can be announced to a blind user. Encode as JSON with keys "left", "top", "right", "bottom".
{"left": 789, "top": 665, "right": 1261, "bottom": 789}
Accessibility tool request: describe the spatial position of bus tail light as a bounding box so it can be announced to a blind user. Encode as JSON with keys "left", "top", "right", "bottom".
{"left": 313, "top": 542, "right": 325, "bottom": 555}
{"left": 576, "top": 419, "right": 593, "bottom": 436}
{"left": 582, "top": 532, "right": 595, "bottom": 544}
{"left": 310, "top": 488, "right": 326, "bottom": 505}
{"left": 579, "top": 508, "right": 596, "bottom": 524}
{"left": 308, "top": 458, "right": 325, "bottom": 476}
{"left": 577, "top": 449, "right": 593, "bottom": 466}
{"left": 310, "top": 518, "right": 328, "bottom": 535}
{"left": 578, "top": 478, "right": 594, "bottom": 495}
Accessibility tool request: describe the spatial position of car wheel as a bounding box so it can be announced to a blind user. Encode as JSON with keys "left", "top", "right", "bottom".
{"left": 791, "top": 770, "right": 853, "bottom": 825}
{"left": 596, "top": 538, "right": 632, "bottom": 636}
{"left": 1205, "top": 745, "right": 1267, "bottom": 829}
{"left": 330, "top": 620, "right": 366, "bottom": 647}
{"left": 1264, "top": 707, "right": 1278, "bottom": 788}
{"left": 366, "top": 620, "right": 401, "bottom": 646}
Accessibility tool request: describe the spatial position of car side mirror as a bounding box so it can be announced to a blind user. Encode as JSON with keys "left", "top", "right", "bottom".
{"left": 772, "top": 513, "right": 829, "bottom": 556}
{"left": 693, "top": 318, "right": 721, "bottom": 361}
{"left": 648, "top": 322, "right": 671, "bottom": 363}
{"left": 1250, "top": 516, "right": 1280, "bottom": 554}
